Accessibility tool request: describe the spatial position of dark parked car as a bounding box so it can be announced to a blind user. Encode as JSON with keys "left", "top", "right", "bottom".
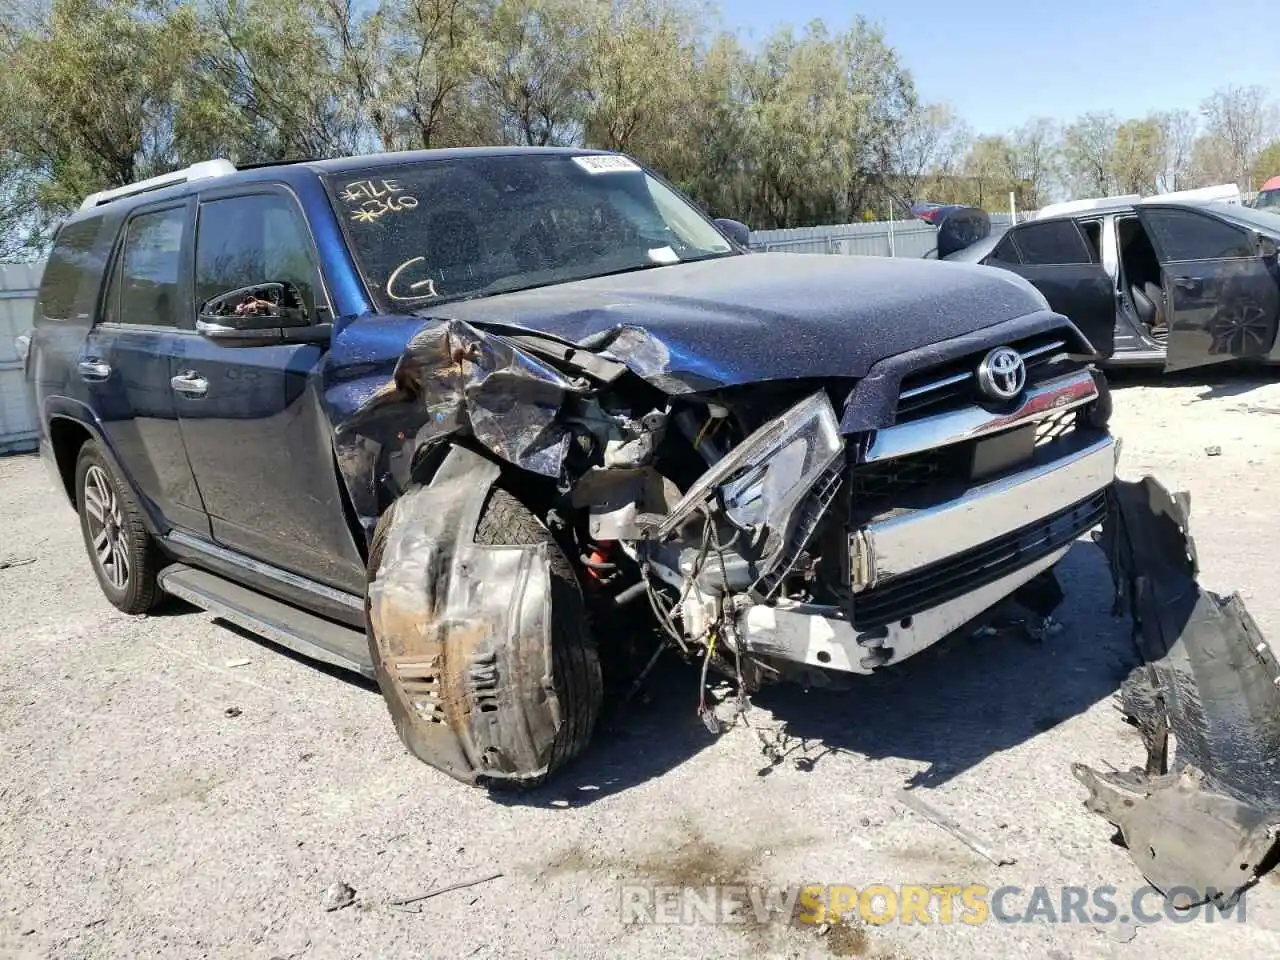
{"left": 933, "top": 199, "right": 1280, "bottom": 371}
{"left": 29, "top": 147, "right": 1123, "bottom": 789}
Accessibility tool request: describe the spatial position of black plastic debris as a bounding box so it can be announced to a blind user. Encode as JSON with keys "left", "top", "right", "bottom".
{"left": 1076, "top": 476, "right": 1280, "bottom": 910}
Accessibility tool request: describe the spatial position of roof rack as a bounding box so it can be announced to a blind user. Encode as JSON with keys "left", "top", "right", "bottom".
{"left": 79, "top": 159, "right": 238, "bottom": 210}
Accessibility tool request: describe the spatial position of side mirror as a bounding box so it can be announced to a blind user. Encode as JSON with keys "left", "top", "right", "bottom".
{"left": 1253, "top": 231, "right": 1279, "bottom": 259}
{"left": 196, "top": 281, "right": 329, "bottom": 347}
{"left": 713, "top": 218, "right": 752, "bottom": 249}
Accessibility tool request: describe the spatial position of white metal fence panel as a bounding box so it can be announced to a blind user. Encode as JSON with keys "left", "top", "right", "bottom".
{"left": 0, "top": 263, "right": 41, "bottom": 454}
{"left": 750, "top": 220, "right": 938, "bottom": 258}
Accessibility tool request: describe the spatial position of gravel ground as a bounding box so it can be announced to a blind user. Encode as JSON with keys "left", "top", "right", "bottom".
{"left": 4, "top": 370, "right": 1280, "bottom": 960}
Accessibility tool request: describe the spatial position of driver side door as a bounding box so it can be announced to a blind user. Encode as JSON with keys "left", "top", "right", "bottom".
{"left": 172, "top": 185, "right": 367, "bottom": 594}
{"left": 1134, "top": 205, "right": 1280, "bottom": 372}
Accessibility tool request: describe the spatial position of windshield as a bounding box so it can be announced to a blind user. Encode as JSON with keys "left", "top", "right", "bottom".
{"left": 326, "top": 154, "right": 737, "bottom": 310}
{"left": 1254, "top": 189, "right": 1280, "bottom": 212}
{"left": 1209, "top": 200, "right": 1280, "bottom": 233}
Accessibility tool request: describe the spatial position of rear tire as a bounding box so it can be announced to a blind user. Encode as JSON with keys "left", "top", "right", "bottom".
{"left": 74, "top": 441, "right": 162, "bottom": 614}
{"left": 366, "top": 487, "right": 603, "bottom": 789}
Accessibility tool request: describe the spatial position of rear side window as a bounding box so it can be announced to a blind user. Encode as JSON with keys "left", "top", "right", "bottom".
{"left": 38, "top": 217, "right": 107, "bottom": 321}
{"left": 1142, "top": 208, "right": 1254, "bottom": 261}
{"left": 194, "top": 193, "right": 318, "bottom": 314}
{"left": 1012, "top": 220, "right": 1093, "bottom": 265}
{"left": 109, "top": 206, "right": 187, "bottom": 327}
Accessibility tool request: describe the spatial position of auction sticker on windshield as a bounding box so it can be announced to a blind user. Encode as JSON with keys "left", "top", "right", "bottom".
{"left": 573, "top": 155, "right": 641, "bottom": 174}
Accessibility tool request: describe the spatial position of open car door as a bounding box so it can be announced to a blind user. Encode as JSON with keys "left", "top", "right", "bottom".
{"left": 989, "top": 219, "right": 1118, "bottom": 358}
{"left": 1135, "top": 205, "right": 1280, "bottom": 372}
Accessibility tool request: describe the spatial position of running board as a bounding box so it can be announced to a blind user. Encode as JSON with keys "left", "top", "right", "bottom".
{"left": 158, "top": 564, "right": 374, "bottom": 678}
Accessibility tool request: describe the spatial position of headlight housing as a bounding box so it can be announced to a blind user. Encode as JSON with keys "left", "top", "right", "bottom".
{"left": 657, "top": 391, "right": 844, "bottom": 575}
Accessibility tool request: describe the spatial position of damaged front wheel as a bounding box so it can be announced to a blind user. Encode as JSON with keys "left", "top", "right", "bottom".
{"left": 366, "top": 472, "right": 603, "bottom": 790}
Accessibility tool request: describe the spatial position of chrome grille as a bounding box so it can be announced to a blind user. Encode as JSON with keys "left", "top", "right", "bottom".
{"left": 848, "top": 448, "right": 960, "bottom": 505}
{"left": 851, "top": 490, "right": 1108, "bottom": 630}
{"left": 849, "top": 406, "right": 1089, "bottom": 521}
{"left": 1034, "top": 407, "right": 1080, "bottom": 445}
{"left": 895, "top": 334, "right": 1086, "bottom": 422}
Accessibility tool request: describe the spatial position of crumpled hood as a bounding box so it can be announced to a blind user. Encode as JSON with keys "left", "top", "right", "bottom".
{"left": 438, "top": 252, "right": 1050, "bottom": 392}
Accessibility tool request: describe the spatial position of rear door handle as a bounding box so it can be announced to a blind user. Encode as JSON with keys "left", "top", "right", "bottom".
{"left": 77, "top": 359, "right": 112, "bottom": 382}
{"left": 1172, "top": 276, "right": 1202, "bottom": 292}
{"left": 170, "top": 371, "right": 209, "bottom": 398}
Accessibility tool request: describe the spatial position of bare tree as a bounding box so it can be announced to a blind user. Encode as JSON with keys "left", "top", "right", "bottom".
{"left": 1153, "top": 109, "right": 1197, "bottom": 192}
{"left": 1200, "top": 85, "right": 1278, "bottom": 190}
{"left": 891, "top": 103, "right": 962, "bottom": 203}
{"left": 1060, "top": 112, "right": 1118, "bottom": 198}
{"left": 1010, "top": 117, "right": 1059, "bottom": 207}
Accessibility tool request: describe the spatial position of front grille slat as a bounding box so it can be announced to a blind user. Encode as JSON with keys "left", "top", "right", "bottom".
{"left": 851, "top": 491, "right": 1107, "bottom": 630}
{"left": 895, "top": 335, "right": 1085, "bottom": 422}
{"left": 849, "top": 408, "right": 1085, "bottom": 520}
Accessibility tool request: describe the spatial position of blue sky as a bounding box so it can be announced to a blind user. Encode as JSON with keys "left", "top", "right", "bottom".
{"left": 722, "top": 0, "right": 1277, "bottom": 133}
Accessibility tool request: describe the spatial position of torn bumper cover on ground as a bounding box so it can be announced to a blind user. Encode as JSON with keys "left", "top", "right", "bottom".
{"left": 1077, "top": 476, "right": 1280, "bottom": 909}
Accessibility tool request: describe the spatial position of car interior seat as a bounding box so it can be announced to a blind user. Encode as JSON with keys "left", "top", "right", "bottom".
{"left": 1130, "top": 280, "right": 1168, "bottom": 335}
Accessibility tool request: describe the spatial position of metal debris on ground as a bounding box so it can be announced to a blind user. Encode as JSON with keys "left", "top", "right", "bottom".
{"left": 1079, "top": 475, "right": 1280, "bottom": 911}
{"left": 224, "top": 706, "right": 242, "bottom": 718}
{"left": 224, "top": 658, "right": 252, "bottom": 669}
{"left": 321, "top": 880, "right": 357, "bottom": 912}
{"left": 389, "top": 871, "right": 504, "bottom": 908}
{"left": 0, "top": 556, "right": 35, "bottom": 571}
{"left": 895, "top": 788, "right": 1017, "bottom": 867}
{"left": 1204, "top": 445, "right": 1222, "bottom": 456}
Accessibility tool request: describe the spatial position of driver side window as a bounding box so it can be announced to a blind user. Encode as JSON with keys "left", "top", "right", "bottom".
{"left": 1142, "top": 208, "right": 1254, "bottom": 262}
{"left": 195, "top": 193, "right": 318, "bottom": 315}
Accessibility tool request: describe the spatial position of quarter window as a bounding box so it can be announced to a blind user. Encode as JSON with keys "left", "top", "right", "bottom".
{"left": 195, "top": 194, "right": 317, "bottom": 314}
{"left": 1012, "top": 220, "right": 1092, "bottom": 265}
{"left": 113, "top": 206, "right": 187, "bottom": 327}
{"left": 988, "top": 233, "right": 1021, "bottom": 264}
{"left": 1142, "top": 208, "right": 1254, "bottom": 261}
{"left": 38, "top": 217, "right": 107, "bottom": 321}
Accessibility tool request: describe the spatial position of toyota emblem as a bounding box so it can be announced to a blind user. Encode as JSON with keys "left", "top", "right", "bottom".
{"left": 976, "top": 346, "right": 1027, "bottom": 401}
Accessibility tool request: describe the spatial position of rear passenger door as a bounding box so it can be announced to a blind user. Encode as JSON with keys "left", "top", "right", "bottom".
{"left": 992, "top": 219, "right": 1118, "bottom": 357}
{"left": 93, "top": 199, "right": 211, "bottom": 536}
{"left": 1135, "top": 204, "right": 1280, "bottom": 372}
{"left": 173, "top": 186, "right": 366, "bottom": 593}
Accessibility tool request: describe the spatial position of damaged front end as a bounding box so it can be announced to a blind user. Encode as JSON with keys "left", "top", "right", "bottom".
{"left": 1078, "top": 477, "right": 1280, "bottom": 910}
{"left": 344, "top": 309, "right": 1121, "bottom": 785}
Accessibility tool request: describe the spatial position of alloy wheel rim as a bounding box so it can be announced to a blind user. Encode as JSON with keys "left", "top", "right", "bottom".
{"left": 83, "top": 465, "right": 130, "bottom": 590}
{"left": 1209, "top": 302, "right": 1272, "bottom": 355}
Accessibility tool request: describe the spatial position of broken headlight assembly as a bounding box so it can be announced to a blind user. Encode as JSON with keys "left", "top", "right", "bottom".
{"left": 656, "top": 392, "right": 845, "bottom": 582}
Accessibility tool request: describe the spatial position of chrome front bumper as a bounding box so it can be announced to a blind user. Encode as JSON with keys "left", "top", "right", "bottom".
{"left": 738, "top": 431, "right": 1117, "bottom": 674}
{"left": 854, "top": 433, "right": 1116, "bottom": 589}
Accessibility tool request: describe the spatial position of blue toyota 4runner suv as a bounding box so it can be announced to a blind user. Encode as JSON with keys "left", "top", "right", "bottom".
{"left": 28, "top": 147, "right": 1119, "bottom": 788}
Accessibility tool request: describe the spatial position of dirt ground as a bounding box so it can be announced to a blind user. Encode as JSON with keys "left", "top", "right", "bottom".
{"left": 4, "top": 369, "right": 1280, "bottom": 960}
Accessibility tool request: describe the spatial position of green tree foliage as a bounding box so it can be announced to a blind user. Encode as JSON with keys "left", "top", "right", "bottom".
{"left": 3, "top": 0, "right": 1280, "bottom": 260}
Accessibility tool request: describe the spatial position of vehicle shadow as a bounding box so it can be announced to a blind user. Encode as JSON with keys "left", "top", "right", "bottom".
{"left": 500, "top": 538, "right": 1139, "bottom": 808}
{"left": 1105, "top": 363, "right": 1280, "bottom": 402}
{"left": 192, "top": 613, "right": 381, "bottom": 693}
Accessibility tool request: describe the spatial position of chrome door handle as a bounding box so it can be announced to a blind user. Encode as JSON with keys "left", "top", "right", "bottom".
{"left": 170, "top": 371, "right": 209, "bottom": 397}
{"left": 77, "top": 359, "right": 112, "bottom": 382}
